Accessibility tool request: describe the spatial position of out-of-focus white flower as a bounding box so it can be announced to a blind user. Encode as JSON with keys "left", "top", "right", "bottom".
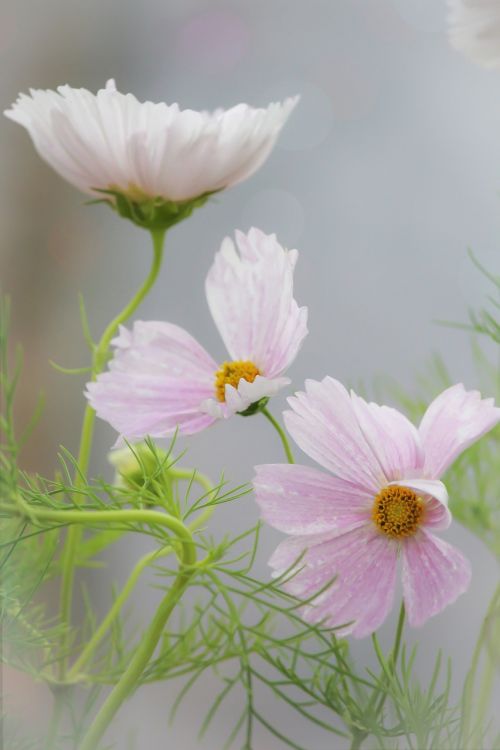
{"left": 448, "top": 0, "right": 500, "bottom": 69}
{"left": 5, "top": 80, "right": 297, "bottom": 228}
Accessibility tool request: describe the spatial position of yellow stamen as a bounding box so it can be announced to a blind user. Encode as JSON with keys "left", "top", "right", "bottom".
{"left": 372, "top": 485, "right": 424, "bottom": 540}
{"left": 214, "top": 360, "right": 260, "bottom": 402}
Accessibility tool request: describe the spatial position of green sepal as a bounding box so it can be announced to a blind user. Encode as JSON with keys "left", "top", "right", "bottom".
{"left": 238, "top": 397, "right": 270, "bottom": 418}
{"left": 89, "top": 188, "right": 216, "bottom": 231}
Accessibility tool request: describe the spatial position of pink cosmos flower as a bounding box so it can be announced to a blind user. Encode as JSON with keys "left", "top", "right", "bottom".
{"left": 5, "top": 80, "right": 297, "bottom": 204}
{"left": 254, "top": 378, "right": 500, "bottom": 637}
{"left": 86, "top": 228, "right": 308, "bottom": 441}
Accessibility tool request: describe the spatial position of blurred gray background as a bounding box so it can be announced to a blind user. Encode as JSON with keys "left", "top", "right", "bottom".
{"left": 1, "top": 0, "right": 499, "bottom": 748}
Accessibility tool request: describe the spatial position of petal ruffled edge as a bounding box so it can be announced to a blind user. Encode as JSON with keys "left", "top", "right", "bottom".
{"left": 205, "top": 228, "right": 308, "bottom": 377}
{"left": 284, "top": 377, "right": 387, "bottom": 493}
{"left": 419, "top": 383, "right": 500, "bottom": 478}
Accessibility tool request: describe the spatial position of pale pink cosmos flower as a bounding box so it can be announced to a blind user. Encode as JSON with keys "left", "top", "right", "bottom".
{"left": 447, "top": 0, "right": 500, "bottom": 69}
{"left": 86, "top": 228, "right": 308, "bottom": 441}
{"left": 5, "top": 80, "right": 297, "bottom": 203}
{"left": 254, "top": 377, "right": 500, "bottom": 638}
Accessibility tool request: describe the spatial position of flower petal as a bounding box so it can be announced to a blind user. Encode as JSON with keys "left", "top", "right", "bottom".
{"left": 205, "top": 228, "right": 308, "bottom": 376}
{"left": 402, "top": 530, "right": 471, "bottom": 627}
{"left": 284, "top": 378, "right": 386, "bottom": 493}
{"left": 391, "top": 477, "right": 451, "bottom": 531}
{"left": 269, "top": 523, "right": 398, "bottom": 638}
{"left": 253, "top": 464, "right": 372, "bottom": 535}
{"left": 350, "top": 393, "right": 424, "bottom": 481}
{"left": 5, "top": 83, "right": 297, "bottom": 201}
{"left": 201, "top": 374, "right": 291, "bottom": 418}
{"left": 419, "top": 384, "right": 500, "bottom": 477}
{"left": 86, "top": 321, "right": 217, "bottom": 439}
{"left": 391, "top": 478, "right": 449, "bottom": 507}
{"left": 447, "top": 0, "right": 500, "bottom": 69}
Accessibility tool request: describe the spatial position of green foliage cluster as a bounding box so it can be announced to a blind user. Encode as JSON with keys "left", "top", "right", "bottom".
{"left": 1, "top": 261, "right": 499, "bottom": 750}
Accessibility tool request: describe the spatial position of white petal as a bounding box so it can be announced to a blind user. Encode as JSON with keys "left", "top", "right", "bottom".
{"left": 5, "top": 83, "right": 297, "bottom": 201}
{"left": 448, "top": 0, "right": 500, "bottom": 69}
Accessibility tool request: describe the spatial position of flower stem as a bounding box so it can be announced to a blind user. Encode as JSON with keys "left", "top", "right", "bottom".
{"left": 67, "top": 476, "right": 214, "bottom": 680}
{"left": 45, "top": 690, "right": 65, "bottom": 750}
{"left": 349, "top": 732, "right": 364, "bottom": 750}
{"left": 58, "top": 227, "right": 167, "bottom": 682}
{"left": 260, "top": 406, "right": 294, "bottom": 464}
{"left": 353, "top": 602, "right": 406, "bottom": 749}
{"left": 461, "top": 581, "right": 500, "bottom": 745}
{"left": 77, "top": 522, "right": 197, "bottom": 750}
{"left": 4, "top": 500, "right": 198, "bottom": 747}
{"left": 374, "top": 601, "right": 406, "bottom": 716}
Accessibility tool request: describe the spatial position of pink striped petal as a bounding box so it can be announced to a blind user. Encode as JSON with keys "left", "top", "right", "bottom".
{"left": 402, "top": 530, "right": 471, "bottom": 627}
{"left": 205, "top": 228, "right": 308, "bottom": 377}
{"left": 269, "top": 523, "right": 398, "bottom": 638}
{"left": 419, "top": 384, "right": 500, "bottom": 478}
{"left": 285, "top": 378, "right": 386, "bottom": 494}
{"left": 254, "top": 464, "right": 372, "bottom": 535}
{"left": 350, "top": 393, "right": 424, "bottom": 481}
{"left": 86, "top": 321, "right": 217, "bottom": 439}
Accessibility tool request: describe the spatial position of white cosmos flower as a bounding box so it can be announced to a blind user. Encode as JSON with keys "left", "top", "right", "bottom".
{"left": 448, "top": 0, "right": 500, "bottom": 68}
{"left": 5, "top": 79, "right": 298, "bottom": 204}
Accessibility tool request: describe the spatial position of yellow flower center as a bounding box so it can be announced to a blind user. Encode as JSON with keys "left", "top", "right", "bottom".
{"left": 372, "top": 485, "right": 424, "bottom": 540}
{"left": 214, "top": 360, "right": 261, "bottom": 402}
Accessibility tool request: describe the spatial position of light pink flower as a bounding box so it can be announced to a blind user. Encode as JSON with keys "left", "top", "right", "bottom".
{"left": 447, "top": 0, "right": 500, "bottom": 69}
{"left": 254, "top": 378, "right": 500, "bottom": 637}
{"left": 86, "top": 228, "right": 308, "bottom": 441}
{"left": 5, "top": 80, "right": 297, "bottom": 202}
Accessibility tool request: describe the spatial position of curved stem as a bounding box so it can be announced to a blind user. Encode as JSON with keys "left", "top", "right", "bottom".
{"left": 4, "top": 506, "right": 194, "bottom": 558}
{"left": 168, "top": 467, "right": 214, "bottom": 498}
{"left": 67, "top": 485, "right": 214, "bottom": 680}
{"left": 58, "top": 228, "right": 166, "bottom": 680}
{"left": 68, "top": 545, "right": 169, "bottom": 680}
{"left": 260, "top": 406, "right": 294, "bottom": 464}
{"left": 78, "top": 524, "right": 197, "bottom": 750}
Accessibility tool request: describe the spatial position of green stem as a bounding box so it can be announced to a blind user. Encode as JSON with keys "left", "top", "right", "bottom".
{"left": 68, "top": 544, "right": 170, "bottom": 680}
{"left": 67, "top": 482, "right": 214, "bottom": 680}
{"left": 461, "top": 581, "right": 500, "bottom": 744}
{"left": 260, "top": 406, "right": 294, "bottom": 464}
{"left": 353, "top": 602, "right": 406, "bottom": 750}
{"left": 78, "top": 524, "right": 197, "bottom": 750}
{"left": 4, "top": 506, "right": 194, "bottom": 559}
{"left": 168, "top": 467, "right": 214, "bottom": 498}
{"left": 58, "top": 227, "right": 166, "bottom": 680}
{"left": 45, "top": 690, "right": 65, "bottom": 750}
{"left": 374, "top": 602, "right": 406, "bottom": 716}
{"left": 349, "top": 733, "right": 364, "bottom": 750}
